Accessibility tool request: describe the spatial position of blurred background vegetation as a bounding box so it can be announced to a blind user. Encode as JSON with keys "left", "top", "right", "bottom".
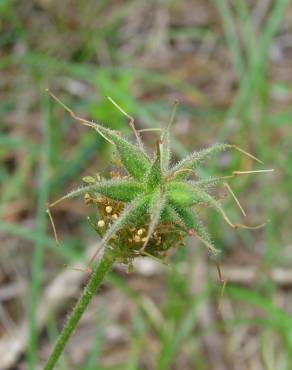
{"left": 0, "top": 0, "right": 292, "bottom": 369}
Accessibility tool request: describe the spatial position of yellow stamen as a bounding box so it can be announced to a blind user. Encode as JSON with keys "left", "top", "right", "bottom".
{"left": 137, "top": 228, "right": 144, "bottom": 236}
{"left": 105, "top": 206, "right": 112, "bottom": 214}
{"left": 97, "top": 220, "right": 105, "bottom": 228}
{"left": 134, "top": 235, "right": 141, "bottom": 243}
{"left": 84, "top": 193, "right": 93, "bottom": 204}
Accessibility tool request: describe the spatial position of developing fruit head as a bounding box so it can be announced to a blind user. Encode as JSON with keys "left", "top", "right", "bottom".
{"left": 47, "top": 91, "right": 273, "bottom": 268}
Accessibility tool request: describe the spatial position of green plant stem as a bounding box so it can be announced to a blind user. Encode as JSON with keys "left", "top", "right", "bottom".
{"left": 44, "top": 248, "right": 117, "bottom": 370}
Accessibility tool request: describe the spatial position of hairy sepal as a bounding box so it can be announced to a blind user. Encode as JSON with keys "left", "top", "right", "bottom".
{"left": 110, "top": 135, "right": 151, "bottom": 180}
{"left": 170, "top": 143, "right": 229, "bottom": 180}
{"left": 146, "top": 142, "right": 162, "bottom": 190}
{"left": 160, "top": 136, "right": 170, "bottom": 173}
{"left": 90, "top": 179, "right": 146, "bottom": 202}
{"left": 186, "top": 176, "right": 224, "bottom": 190}
{"left": 56, "top": 180, "right": 145, "bottom": 203}
{"left": 160, "top": 205, "right": 188, "bottom": 230}
{"left": 160, "top": 127, "right": 171, "bottom": 173}
{"left": 186, "top": 183, "right": 222, "bottom": 211}
{"left": 90, "top": 123, "right": 151, "bottom": 180}
{"left": 172, "top": 206, "right": 218, "bottom": 255}
{"left": 166, "top": 181, "right": 212, "bottom": 208}
{"left": 143, "top": 189, "right": 166, "bottom": 248}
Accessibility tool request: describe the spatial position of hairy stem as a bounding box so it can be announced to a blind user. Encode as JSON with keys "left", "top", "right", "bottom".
{"left": 44, "top": 248, "right": 116, "bottom": 370}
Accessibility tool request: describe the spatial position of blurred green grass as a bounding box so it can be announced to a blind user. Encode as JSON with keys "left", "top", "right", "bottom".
{"left": 0, "top": 0, "right": 292, "bottom": 369}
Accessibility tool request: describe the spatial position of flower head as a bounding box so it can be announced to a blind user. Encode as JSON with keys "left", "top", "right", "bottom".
{"left": 47, "top": 91, "right": 273, "bottom": 268}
